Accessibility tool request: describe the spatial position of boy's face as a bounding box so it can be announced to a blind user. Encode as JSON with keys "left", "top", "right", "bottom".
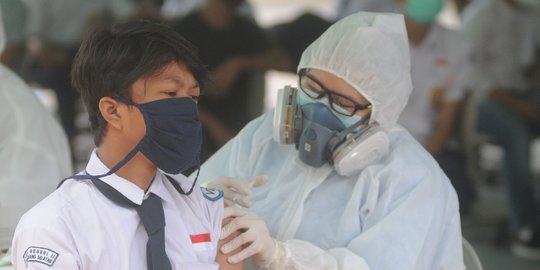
{"left": 122, "top": 62, "right": 201, "bottom": 148}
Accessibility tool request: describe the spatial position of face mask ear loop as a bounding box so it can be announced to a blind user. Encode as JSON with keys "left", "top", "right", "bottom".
{"left": 57, "top": 145, "right": 141, "bottom": 188}
{"left": 115, "top": 96, "right": 154, "bottom": 138}
{"left": 58, "top": 96, "right": 146, "bottom": 187}
{"left": 164, "top": 166, "right": 200, "bottom": 196}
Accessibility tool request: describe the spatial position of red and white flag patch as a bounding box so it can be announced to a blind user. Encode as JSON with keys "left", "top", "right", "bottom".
{"left": 190, "top": 233, "right": 213, "bottom": 252}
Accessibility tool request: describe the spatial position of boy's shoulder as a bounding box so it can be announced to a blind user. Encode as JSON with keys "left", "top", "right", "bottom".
{"left": 161, "top": 173, "right": 224, "bottom": 214}
{"left": 12, "top": 180, "right": 98, "bottom": 269}
{"left": 198, "top": 186, "right": 224, "bottom": 202}
{"left": 17, "top": 179, "right": 94, "bottom": 231}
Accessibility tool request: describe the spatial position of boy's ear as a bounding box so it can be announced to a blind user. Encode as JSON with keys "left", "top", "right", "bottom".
{"left": 98, "top": 97, "right": 124, "bottom": 131}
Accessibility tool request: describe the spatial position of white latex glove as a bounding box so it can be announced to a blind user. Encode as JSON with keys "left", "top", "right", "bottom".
{"left": 207, "top": 175, "right": 268, "bottom": 208}
{"left": 220, "top": 207, "right": 286, "bottom": 268}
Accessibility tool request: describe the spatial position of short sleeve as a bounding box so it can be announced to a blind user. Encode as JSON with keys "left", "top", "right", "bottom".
{"left": 190, "top": 185, "right": 224, "bottom": 254}
{"left": 200, "top": 187, "right": 225, "bottom": 241}
{"left": 11, "top": 218, "right": 79, "bottom": 269}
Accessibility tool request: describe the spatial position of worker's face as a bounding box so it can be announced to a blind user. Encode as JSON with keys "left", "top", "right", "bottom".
{"left": 303, "top": 69, "right": 372, "bottom": 119}
{"left": 122, "top": 62, "right": 200, "bottom": 147}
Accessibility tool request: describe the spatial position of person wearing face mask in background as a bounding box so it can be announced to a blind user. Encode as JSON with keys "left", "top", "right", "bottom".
{"left": 462, "top": 0, "right": 540, "bottom": 260}
{"left": 0, "top": 5, "right": 72, "bottom": 267}
{"left": 196, "top": 12, "right": 464, "bottom": 269}
{"left": 11, "top": 21, "right": 242, "bottom": 270}
{"left": 397, "top": 0, "right": 476, "bottom": 215}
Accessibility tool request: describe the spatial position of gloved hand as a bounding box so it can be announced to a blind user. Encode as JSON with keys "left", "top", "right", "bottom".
{"left": 220, "top": 207, "right": 286, "bottom": 268}
{"left": 207, "top": 175, "right": 268, "bottom": 208}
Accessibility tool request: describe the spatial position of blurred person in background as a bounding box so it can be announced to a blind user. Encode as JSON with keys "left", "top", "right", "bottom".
{"left": 266, "top": 13, "right": 332, "bottom": 70}
{"left": 397, "top": 0, "right": 476, "bottom": 214}
{"left": 21, "top": 0, "right": 133, "bottom": 151}
{"left": 174, "top": 0, "right": 292, "bottom": 161}
{"left": 0, "top": 6, "right": 72, "bottom": 266}
{"left": 268, "top": 0, "right": 399, "bottom": 70}
{"left": 0, "top": 0, "right": 26, "bottom": 74}
{"left": 198, "top": 12, "right": 464, "bottom": 269}
{"left": 128, "top": 0, "right": 166, "bottom": 22}
{"left": 462, "top": 0, "right": 540, "bottom": 260}
{"left": 160, "top": 0, "right": 253, "bottom": 21}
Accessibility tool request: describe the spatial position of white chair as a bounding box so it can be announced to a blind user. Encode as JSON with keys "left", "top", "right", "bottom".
{"left": 463, "top": 237, "right": 483, "bottom": 270}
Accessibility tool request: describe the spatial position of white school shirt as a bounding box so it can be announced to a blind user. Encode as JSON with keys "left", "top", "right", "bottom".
{"left": 11, "top": 150, "right": 224, "bottom": 270}
{"left": 399, "top": 23, "right": 472, "bottom": 144}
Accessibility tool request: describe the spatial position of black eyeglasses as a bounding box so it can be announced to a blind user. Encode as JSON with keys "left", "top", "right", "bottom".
{"left": 298, "top": 69, "right": 371, "bottom": 117}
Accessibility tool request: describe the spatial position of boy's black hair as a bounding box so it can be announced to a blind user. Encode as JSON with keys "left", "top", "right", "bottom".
{"left": 71, "top": 20, "right": 210, "bottom": 145}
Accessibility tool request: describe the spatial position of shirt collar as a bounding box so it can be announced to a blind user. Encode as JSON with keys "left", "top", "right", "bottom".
{"left": 85, "top": 149, "right": 171, "bottom": 206}
{"left": 147, "top": 172, "right": 175, "bottom": 204}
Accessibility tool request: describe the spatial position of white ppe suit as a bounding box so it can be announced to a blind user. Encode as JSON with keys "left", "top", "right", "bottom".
{"left": 199, "top": 12, "right": 464, "bottom": 270}
{"left": 0, "top": 7, "right": 73, "bottom": 249}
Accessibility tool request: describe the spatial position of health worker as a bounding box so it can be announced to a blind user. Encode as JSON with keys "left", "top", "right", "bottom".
{"left": 197, "top": 11, "right": 465, "bottom": 270}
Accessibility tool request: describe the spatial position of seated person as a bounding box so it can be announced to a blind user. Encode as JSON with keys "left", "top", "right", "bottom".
{"left": 11, "top": 21, "right": 241, "bottom": 269}
{"left": 397, "top": 0, "right": 475, "bottom": 214}
{"left": 463, "top": 0, "right": 540, "bottom": 259}
{"left": 174, "top": 0, "right": 291, "bottom": 160}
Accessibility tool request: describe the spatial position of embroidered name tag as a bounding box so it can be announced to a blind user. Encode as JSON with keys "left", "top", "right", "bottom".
{"left": 23, "top": 246, "right": 59, "bottom": 267}
{"left": 201, "top": 187, "right": 224, "bottom": 201}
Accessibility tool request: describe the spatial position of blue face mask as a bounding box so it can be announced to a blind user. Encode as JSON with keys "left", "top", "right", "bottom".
{"left": 62, "top": 96, "right": 202, "bottom": 195}
{"left": 297, "top": 103, "right": 346, "bottom": 167}
{"left": 297, "top": 90, "right": 362, "bottom": 128}
{"left": 118, "top": 96, "right": 202, "bottom": 175}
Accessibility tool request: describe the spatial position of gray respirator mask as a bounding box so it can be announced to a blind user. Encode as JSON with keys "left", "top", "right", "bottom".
{"left": 273, "top": 86, "right": 389, "bottom": 176}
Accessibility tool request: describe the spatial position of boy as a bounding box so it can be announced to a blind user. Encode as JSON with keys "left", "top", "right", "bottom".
{"left": 12, "top": 21, "right": 240, "bottom": 270}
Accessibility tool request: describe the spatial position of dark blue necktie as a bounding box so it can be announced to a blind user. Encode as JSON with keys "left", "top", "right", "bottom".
{"left": 91, "top": 179, "right": 173, "bottom": 270}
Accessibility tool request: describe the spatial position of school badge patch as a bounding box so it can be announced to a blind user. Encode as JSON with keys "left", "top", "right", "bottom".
{"left": 201, "top": 187, "right": 224, "bottom": 201}
{"left": 23, "top": 246, "right": 59, "bottom": 267}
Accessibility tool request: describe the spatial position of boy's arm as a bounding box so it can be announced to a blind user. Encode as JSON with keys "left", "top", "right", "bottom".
{"left": 12, "top": 226, "right": 79, "bottom": 269}
{"left": 216, "top": 216, "right": 243, "bottom": 270}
